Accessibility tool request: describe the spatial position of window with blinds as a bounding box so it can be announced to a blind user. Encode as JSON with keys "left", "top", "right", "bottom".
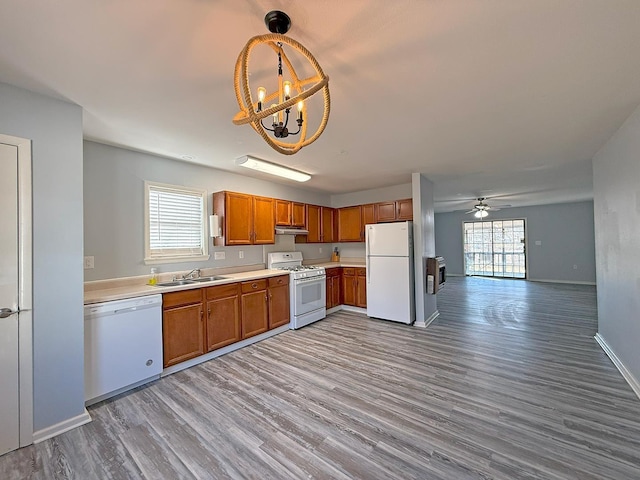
{"left": 144, "top": 182, "right": 209, "bottom": 263}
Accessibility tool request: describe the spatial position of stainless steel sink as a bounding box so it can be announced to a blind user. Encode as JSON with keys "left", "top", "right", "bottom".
{"left": 155, "top": 279, "right": 196, "bottom": 287}
{"left": 190, "top": 276, "right": 228, "bottom": 283}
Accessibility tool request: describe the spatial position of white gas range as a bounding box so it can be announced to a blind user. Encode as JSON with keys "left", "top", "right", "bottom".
{"left": 267, "top": 252, "right": 326, "bottom": 329}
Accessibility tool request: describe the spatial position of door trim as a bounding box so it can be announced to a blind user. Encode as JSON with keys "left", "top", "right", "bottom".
{"left": 0, "top": 133, "right": 33, "bottom": 447}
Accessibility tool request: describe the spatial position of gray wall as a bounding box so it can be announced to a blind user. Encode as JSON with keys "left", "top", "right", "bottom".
{"left": 435, "top": 201, "right": 596, "bottom": 284}
{"left": 412, "top": 173, "right": 437, "bottom": 324}
{"left": 84, "top": 141, "right": 331, "bottom": 280}
{"left": 0, "top": 82, "right": 85, "bottom": 431}
{"left": 593, "top": 103, "right": 640, "bottom": 386}
{"left": 331, "top": 183, "right": 412, "bottom": 208}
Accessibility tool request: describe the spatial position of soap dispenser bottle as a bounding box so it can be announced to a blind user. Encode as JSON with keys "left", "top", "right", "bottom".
{"left": 149, "top": 268, "right": 158, "bottom": 285}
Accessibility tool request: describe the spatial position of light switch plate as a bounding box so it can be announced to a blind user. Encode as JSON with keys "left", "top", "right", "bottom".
{"left": 239, "top": 250, "right": 244, "bottom": 259}
{"left": 84, "top": 256, "right": 95, "bottom": 269}
{"left": 214, "top": 251, "right": 225, "bottom": 260}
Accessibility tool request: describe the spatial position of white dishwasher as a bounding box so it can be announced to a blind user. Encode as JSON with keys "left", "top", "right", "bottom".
{"left": 84, "top": 294, "right": 163, "bottom": 405}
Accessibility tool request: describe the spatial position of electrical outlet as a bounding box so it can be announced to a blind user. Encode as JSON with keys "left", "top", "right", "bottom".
{"left": 319, "top": 247, "right": 323, "bottom": 254}
{"left": 535, "top": 240, "right": 542, "bottom": 246}
{"left": 84, "top": 256, "right": 95, "bottom": 269}
{"left": 573, "top": 264, "right": 578, "bottom": 270}
{"left": 214, "top": 251, "right": 225, "bottom": 260}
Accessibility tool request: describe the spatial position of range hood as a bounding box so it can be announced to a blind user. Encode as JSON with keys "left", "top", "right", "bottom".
{"left": 275, "top": 227, "right": 309, "bottom": 235}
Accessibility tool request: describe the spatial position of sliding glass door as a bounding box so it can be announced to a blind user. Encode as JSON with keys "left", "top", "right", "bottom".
{"left": 463, "top": 219, "right": 526, "bottom": 278}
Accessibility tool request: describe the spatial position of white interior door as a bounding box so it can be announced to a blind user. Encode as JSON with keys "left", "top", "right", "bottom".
{"left": 0, "top": 142, "right": 20, "bottom": 456}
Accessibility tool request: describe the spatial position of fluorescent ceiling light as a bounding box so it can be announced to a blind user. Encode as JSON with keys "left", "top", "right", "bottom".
{"left": 235, "top": 156, "right": 311, "bottom": 182}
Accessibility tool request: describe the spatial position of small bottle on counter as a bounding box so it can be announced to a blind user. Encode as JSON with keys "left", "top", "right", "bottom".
{"left": 148, "top": 268, "right": 158, "bottom": 285}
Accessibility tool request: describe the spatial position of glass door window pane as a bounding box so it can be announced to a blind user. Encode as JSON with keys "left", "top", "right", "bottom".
{"left": 463, "top": 219, "right": 526, "bottom": 279}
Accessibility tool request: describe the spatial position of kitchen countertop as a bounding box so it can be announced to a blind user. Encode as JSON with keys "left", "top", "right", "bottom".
{"left": 84, "top": 268, "right": 288, "bottom": 305}
{"left": 85, "top": 258, "right": 367, "bottom": 305}
{"left": 307, "top": 257, "right": 366, "bottom": 268}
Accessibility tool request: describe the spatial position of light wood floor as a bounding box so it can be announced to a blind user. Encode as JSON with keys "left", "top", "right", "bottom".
{"left": 2, "top": 276, "right": 640, "bottom": 479}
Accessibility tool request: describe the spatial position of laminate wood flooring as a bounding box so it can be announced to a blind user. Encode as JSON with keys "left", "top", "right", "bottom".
{"left": 2, "top": 276, "right": 640, "bottom": 479}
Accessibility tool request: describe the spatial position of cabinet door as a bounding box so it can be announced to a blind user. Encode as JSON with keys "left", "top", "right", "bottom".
{"left": 268, "top": 277, "right": 290, "bottom": 329}
{"left": 163, "top": 303, "right": 205, "bottom": 367}
{"left": 396, "top": 198, "right": 413, "bottom": 220}
{"left": 342, "top": 269, "right": 356, "bottom": 306}
{"left": 292, "top": 202, "right": 306, "bottom": 227}
{"left": 206, "top": 286, "right": 241, "bottom": 352}
{"left": 362, "top": 203, "right": 376, "bottom": 226}
{"left": 376, "top": 201, "right": 396, "bottom": 223}
{"left": 325, "top": 276, "right": 333, "bottom": 308}
{"left": 356, "top": 268, "right": 367, "bottom": 308}
{"left": 253, "top": 196, "right": 275, "bottom": 244}
{"left": 321, "top": 207, "right": 335, "bottom": 243}
{"left": 224, "top": 192, "right": 253, "bottom": 245}
{"left": 275, "top": 199, "right": 292, "bottom": 226}
{"left": 337, "top": 206, "right": 363, "bottom": 242}
{"left": 241, "top": 283, "right": 269, "bottom": 339}
{"left": 306, "top": 204, "right": 322, "bottom": 243}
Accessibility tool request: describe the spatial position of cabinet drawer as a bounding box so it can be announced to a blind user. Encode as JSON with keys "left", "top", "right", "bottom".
{"left": 205, "top": 283, "right": 240, "bottom": 300}
{"left": 241, "top": 279, "right": 268, "bottom": 293}
{"left": 163, "top": 289, "right": 203, "bottom": 309}
{"left": 343, "top": 267, "right": 355, "bottom": 276}
{"left": 356, "top": 268, "right": 366, "bottom": 276}
{"left": 268, "top": 275, "right": 289, "bottom": 287}
{"left": 326, "top": 267, "right": 341, "bottom": 277}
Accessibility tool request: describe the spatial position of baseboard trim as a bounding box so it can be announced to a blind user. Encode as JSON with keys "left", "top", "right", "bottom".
{"left": 33, "top": 409, "right": 92, "bottom": 444}
{"left": 414, "top": 310, "right": 439, "bottom": 328}
{"left": 529, "top": 278, "right": 596, "bottom": 286}
{"left": 340, "top": 305, "right": 367, "bottom": 314}
{"left": 595, "top": 333, "right": 640, "bottom": 401}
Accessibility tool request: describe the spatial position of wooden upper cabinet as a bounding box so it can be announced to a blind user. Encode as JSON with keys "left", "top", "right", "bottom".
{"left": 292, "top": 202, "right": 306, "bottom": 227}
{"left": 337, "top": 206, "right": 363, "bottom": 242}
{"left": 275, "top": 200, "right": 306, "bottom": 227}
{"left": 396, "top": 198, "right": 413, "bottom": 220}
{"left": 362, "top": 203, "right": 376, "bottom": 226}
{"left": 305, "top": 204, "right": 322, "bottom": 243}
{"left": 376, "top": 201, "right": 397, "bottom": 222}
{"left": 321, "top": 207, "right": 336, "bottom": 243}
{"left": 253, "top": 196, "right": 275, "bottom": 244}
{"left": 213, "top": 191, "right": 275, "bottom": 246}
{"left": 275, "top": 199, "right": 292, "bottom": 226}
{"left": 376, "top": 198, "right": 413, "bottom": 223}
{"left": 215, "top": 191, "right": 253, "bottom": 245}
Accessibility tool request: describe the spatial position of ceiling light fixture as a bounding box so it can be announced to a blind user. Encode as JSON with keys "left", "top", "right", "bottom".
{"left": 236, "top": 155, "right": 311, "bottom": 182}
{"left": 232, "top": 10, "right": 330, "bottom": 155}
{"left": 474, "top": 210, "right": 489, "bottom": 219}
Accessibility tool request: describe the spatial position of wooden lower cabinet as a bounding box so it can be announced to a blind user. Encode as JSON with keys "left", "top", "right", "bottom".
{"left": 162, "top": 275, "right": 290, "bottom": 367}
{"left": 205, "top": 283, "right": 241, "bottom": 352}
{"left": 326, "top": 267, "right": 342, "bottom": 309}
{"left": 355, "top": 268, "right": 367, "bottom": 308}
{"left": 241, "top": 279, "right": 269, "bottom": 339}
{"left": 268, "top": 275, "right": 290, "bottom": 329}
{"left": 162, "top": 289, "right": 205, "bottom": 367}
{"left": 342, "top": 267, "right": 367, "bottom": 308}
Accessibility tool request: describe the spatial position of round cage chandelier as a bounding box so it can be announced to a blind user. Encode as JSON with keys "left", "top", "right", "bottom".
{"left": 232, "top": 11, "right": 330, "bottom": 155}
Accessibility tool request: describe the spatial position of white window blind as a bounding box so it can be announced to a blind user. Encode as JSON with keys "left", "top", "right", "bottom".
{"left": 145, "top": 182, "right": 208, "bottom": 262}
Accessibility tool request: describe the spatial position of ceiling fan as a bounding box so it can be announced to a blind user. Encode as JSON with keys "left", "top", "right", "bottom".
{"left": 465, "top": 198, "right": 511, "bottom": 218}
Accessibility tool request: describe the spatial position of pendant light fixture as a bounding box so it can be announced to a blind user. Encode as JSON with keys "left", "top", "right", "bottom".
{"left": 233, "top": 11, "right": 330, "bottom": 155}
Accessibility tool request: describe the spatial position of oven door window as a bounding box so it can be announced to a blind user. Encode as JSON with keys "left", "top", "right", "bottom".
{"left": 296, "top": 279, "right": 326, "bottom": 315}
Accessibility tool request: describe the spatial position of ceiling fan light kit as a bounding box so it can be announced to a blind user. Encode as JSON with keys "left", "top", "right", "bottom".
{"left": 232, "top": 10, "right": 330, "bottom": 155}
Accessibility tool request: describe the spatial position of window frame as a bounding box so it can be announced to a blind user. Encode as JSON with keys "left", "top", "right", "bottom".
{"left": 144, "top": 181, "right": 210, "bottom": 265}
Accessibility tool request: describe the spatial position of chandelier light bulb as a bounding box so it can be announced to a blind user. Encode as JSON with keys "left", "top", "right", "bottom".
{"left": 271, "top": 104, "right": 279, "bottom": 124}
{"left": 283, "top": 81, "right": 292, "bottom": 100}
{"left": 256, "top": 87, "right": 266, "bottom": 112}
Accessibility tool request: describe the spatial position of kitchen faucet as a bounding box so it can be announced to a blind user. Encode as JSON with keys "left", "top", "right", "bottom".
{"left": 182, "top": 268, "right": 201, "bottom": 280}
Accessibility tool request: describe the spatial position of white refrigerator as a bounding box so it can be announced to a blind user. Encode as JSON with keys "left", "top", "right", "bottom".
{"left": 366, "top": 221, "right": 415, "bottom": 324}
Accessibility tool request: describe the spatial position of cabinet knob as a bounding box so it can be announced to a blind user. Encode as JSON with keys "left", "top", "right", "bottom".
{"left": 252, "top": 283, "right": 258, "bottom": 289}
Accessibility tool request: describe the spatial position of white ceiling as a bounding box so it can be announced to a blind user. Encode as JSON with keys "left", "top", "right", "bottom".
{"left": 1, "top": 1, "right": 640, "bottom": 212}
